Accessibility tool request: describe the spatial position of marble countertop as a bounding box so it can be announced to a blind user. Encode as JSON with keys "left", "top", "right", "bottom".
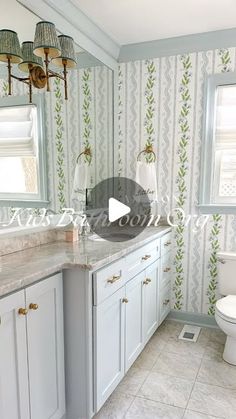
{"left": 0, "top": 226, "right": 171, "bottom": 298}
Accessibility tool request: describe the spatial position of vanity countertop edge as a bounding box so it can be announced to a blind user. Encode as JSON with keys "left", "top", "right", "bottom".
{"left": 0, "top": 226, "right": 171, "bottom": 299}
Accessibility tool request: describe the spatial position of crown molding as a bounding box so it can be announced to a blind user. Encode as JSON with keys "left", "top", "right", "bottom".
{"left": 17, "top": 0, "right": 119, "bottom": 70}
{"left": 119, "top": 28, "right": 236, "bottom": 62}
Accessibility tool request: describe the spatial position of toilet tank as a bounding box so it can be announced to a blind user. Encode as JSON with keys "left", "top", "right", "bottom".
{"left": 217, "top": 251, "right": 236, "bottom": 295}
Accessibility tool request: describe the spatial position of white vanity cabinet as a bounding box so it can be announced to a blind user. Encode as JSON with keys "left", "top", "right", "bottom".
{"left": 93, "top": 243, "right": 160, "bottom": 412}
{"left": 0, "top": 273, "right": 65, "bottom": 419}
{"left": 62, "top": 229, "right": 172, "bottom": 419}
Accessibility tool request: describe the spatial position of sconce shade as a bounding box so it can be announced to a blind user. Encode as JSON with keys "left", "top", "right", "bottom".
{"left": 18, "top": 42, "right": 43, "bottom": 73}
{"left": 0, "top": 29, "right": 23, "bottom": 63}
{"left": 33, "top": 21, "right": 61, "bottom": 58}
{"left": 52, "top": 35, "right": 76, "bottom": 68}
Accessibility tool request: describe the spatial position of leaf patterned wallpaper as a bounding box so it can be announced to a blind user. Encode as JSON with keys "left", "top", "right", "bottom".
{"left": 116, "top": 47, "right": 236, "bottom": 315}
{"left": 0, "top": 65, "right": 113, "bottom": 217}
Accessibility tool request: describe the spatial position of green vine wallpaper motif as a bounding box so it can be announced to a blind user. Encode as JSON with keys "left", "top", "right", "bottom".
{"left": 144, "top": 60, "right": 156, "bottom": 163}
{"left": 218, "top": 48, "right": 232, "bottom": 72}
{"left": 173, "top": 54, "right": 192, "bottom": 310}
{"left": 207, "top": 214, "right": 222, "bottom": 315}
{"left": 54, "top": 77, "right": 66, "bottom": 212}
{"left": 118, "top": 66, "right": 123, "bottom": 178}
{"left": 3, "top": 81, "right": 8, "bottom": 96}
{"left": 82, "top": 68, "right": 92, "bottom": 165}
{"left": 207, "top": 49, "right": 231, "bottom": 315}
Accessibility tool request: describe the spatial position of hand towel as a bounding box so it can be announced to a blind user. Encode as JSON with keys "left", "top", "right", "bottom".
{"left": 135, "top": 161, "right": 158, "bottom": 203}
{"left": 71, "top": 163, "right": 91, "bottom": 203}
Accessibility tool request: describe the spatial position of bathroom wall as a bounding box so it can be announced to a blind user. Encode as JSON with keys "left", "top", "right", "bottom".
{"left": 0, "top": 64, "right": 113, "bottom": 217}
{"left": 117, "top": 47, "right": 236, "bottom": 316}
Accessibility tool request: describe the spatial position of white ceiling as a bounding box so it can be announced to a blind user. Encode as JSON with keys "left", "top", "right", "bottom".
{"left": 1, "top": 0, "right": 38, "bottom": 43}
{"left": 72, "top": 0, "right": 236, "bottom": 45}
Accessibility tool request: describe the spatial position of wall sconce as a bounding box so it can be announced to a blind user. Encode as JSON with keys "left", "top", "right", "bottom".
{"left": 0, "top": 21, "right": 76, "bottom": 103}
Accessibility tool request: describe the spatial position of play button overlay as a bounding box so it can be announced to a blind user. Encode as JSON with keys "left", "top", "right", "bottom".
{"left": 108, "top": 198, "right": 131, "bottom": 222}
{"left": 85, "top": 176, "right": 151, "bottom": 242}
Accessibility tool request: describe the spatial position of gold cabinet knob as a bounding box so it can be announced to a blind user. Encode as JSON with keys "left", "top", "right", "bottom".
{"left": 142, "top": 254, "right": 151, "bottom": 261}
{"left": 163, "top": 267, "right": 171, "bottom": 273}
{"left": 18, "top": 308, "right": 28, "bottom": 316}
{"left": 107, "top": 275, "right": 121, "bottom": 284}
{"left": 122, "top": 298, "right": 129, "bottom": 303}
{"left": 29, "top": 303, "right": 39, "bottom": 310}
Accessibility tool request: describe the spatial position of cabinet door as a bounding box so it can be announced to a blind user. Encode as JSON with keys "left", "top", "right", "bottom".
{"left": 159, "top": 280, "right": 171, "bottom": 325}
{"left": 94, "top": 287, "right": 125, "bottom": 412}
{"left": 0, "top": 291, "right": 30, "bottom": 419}
{"left": 25, "top": 273, "right": 65, "bottom": 419}
{"left": 143, "top": 260, "right": 159, "bottom": 344}
{"left": 125, "top": 272, "right": 144, "bottom": 371}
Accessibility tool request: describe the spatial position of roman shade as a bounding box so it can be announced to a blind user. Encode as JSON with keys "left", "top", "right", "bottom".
{"left": 0, "top": 105, "right": 37, "bottom": 156}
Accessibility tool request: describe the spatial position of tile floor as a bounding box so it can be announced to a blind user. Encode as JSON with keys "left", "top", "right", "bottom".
{"left": 95, "top": 320, "right": 236, "bottom": 419}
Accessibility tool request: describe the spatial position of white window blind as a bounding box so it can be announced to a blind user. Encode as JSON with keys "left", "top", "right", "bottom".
{"left": 0, "top": 105, "right": 37, "bottom": 157}
{"left": 213, "top": 85, "right": 236, "bottom": 203}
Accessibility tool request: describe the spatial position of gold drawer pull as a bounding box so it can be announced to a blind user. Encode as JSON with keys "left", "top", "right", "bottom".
{"left": 143, "top": 278, "right": 152, "bottom": 285}
{"left": 164, "top": 241, "right": 171, "bottom": 247}
{"left": 18, "top": 308, "right": 28, "bottom": 316}
{"left": 29, "top": 303, "right": 39, "bottom": 310}
{"left": 163, "top": 267, "right": 171, "bottom": 273}
{"left": 122, "top": 298, "right": 129, "bottom": 303}
{"left": 163, "top": 299, "right": 170, "bottom": 306}
{"left": 142, "top": 254, "right": 151, "bottom": 261}
{"left": 107, "top": 274, "right": 121, "bottom": 284}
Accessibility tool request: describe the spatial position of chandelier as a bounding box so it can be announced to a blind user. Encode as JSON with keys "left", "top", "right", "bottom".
{"left": 0, "top": 21, "right": 76, "bottom": 103}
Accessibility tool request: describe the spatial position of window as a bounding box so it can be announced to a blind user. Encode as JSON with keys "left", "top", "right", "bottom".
{"left": 199, "top": 73, "right": 236, "bottom": 213}
{"left": 0, "top": 95, "right": 48, "bottom": 207}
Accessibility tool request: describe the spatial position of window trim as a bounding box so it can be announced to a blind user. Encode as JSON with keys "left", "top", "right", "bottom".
{"left": 0, "top": 94, "right": 49, "bottom": 208}
{"left": 199, "top": 72, "right": 236, "bottom": 214}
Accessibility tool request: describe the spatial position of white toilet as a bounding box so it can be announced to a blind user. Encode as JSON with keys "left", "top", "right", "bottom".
{"left": 215, "top": 251, "right": 236, "bottom": 365}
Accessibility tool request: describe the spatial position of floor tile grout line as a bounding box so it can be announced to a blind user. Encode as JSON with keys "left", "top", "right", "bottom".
{"left": 123, "top": 394, "right": 136, "bottom": 419}
{"left": 185, "top": 407, "right": 224, "bottom": 418}
{"left": 185, "top": 342, "right": 205, "bottom": 410}
{"left": 132, "top": 393, "right": 187, "bottom": 410}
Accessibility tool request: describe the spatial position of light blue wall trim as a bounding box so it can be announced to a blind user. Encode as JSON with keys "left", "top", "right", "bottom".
{"left": 198, "top": 205, "right": 236, "bottom": 214}
{"left": 18, "top": 0, "right": 119, "bottom": 70}
{"left": 168, "top": 309, "right": 218, "bottom": 328}
{"left": 119, "top": 28, "right": 236, "bottom": 62}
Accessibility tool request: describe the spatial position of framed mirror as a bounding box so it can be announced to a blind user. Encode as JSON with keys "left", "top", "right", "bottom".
{"left": 0, "top": 0, "right": 115, "bottom": 226}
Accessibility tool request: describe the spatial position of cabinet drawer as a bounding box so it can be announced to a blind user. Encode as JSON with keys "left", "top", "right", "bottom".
{"left": 159, "top": 281, "right": 171, "bottom": 325}
{"left": 125, "top": 239, "right": 160, "bottom": 280}
{"left": 160, "top": 251, "right": 172, "bottom": 290}
{"left": 161, "top": 232, "right": 172, "bottom": 256}
{"left": 93, "top": 259, "right": 125, "bottom": 305}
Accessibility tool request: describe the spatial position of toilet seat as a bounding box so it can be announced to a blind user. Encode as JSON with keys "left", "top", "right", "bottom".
{"left": 216, "top": 295, "right": 236, "bottom": 324}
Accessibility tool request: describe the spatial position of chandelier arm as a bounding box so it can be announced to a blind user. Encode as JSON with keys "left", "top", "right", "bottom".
{"left": 7, "top": 56, "right": 12, "bottom": 96}
{"left": 44, "top": 48, "right": 50, "bottom": 92}
{"left": 11, "top": 74, "right": 30, "bottom": 83}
